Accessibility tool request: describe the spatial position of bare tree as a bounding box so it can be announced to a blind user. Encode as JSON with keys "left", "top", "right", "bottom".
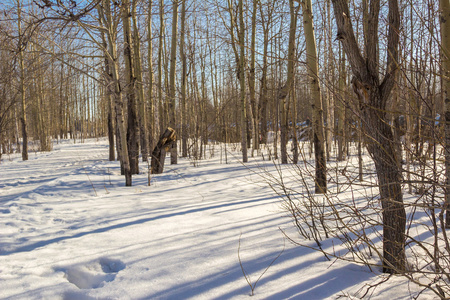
{"left": 147, "top": 0, "right": 156, "bottom": 158}
{"left": 180, "top": 0, "right": 188, "bottom": 158}
{"left": 441, "top": 0, "right": 450, "bottom": 227}
{"left": 332, "top": 0, "right": 405, "bottom": 273}
{"left": 168, "top": 0, "right": 178, "bottom": 164}
{"left": 238, "top": 0, "right": 248, "bottom": 162}
{"left": 99, "top": 0, "right": 132, "bottom": 186}
{"left": 301, "top": 0, "right": 327, "bottom": 193}
{"left": 278, "top": 0, "right": 298, "bottom": 165}
{"left": 16, "top": 0, "right": 28, "bottom": 160}
{"left": 122, "top": 0, "right": 140, "bottom": 175}
{"left": 248, "top": 0, "right": 258, "bottom": 153}
{"left": 258, "top": 0, "right": 275, "bottom": 145}
{"left": 132, "top": 1, "right": 148, "bottom": 162}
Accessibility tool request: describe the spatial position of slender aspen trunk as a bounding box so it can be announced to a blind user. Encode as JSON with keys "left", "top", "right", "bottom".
{"left": 147, "top": 0, "right": 155, "bottom": 157}
{"left": 440, "top": 0, "right": 450, "bottom": 227}
{"left": 122, "top": 0, "right": 140, "bottom": 175}
{"left": 100, "top": 15, "right": 115, "bottom": 161}
{"left": 180, "top": 0, "right": 188, "bottom": 158}
{"left": 158, "top": 0, "right": 165, "bottom": 134}
{"left": 259, "top": 34, "right": 269, "bottom": 145}
{"left": 17, "top": 0, "right": 28, "bottom": 161}
{"left": 100, "top": 0, "right": 132, "bottom": 186}
{"left": 209, "top": 28, "right": 219, "bottom": 144}
{"left": 225, "top": 0, "right": 247, "bottom": 161}
{"left": 291, "top": 78, "right": 298, "bottom": 164}
{"left": 302, "top": 0, "right": 327, "bottom": 192}
{"left": 169, "top": 0, "right": 178, "bottom": 164}
{"left": 249, "top": 0, "right": 258, "bottom": 152}
{"left": 325, "top": 0, "right": 334, "bottom": 160}
{"left": 258, "top": 1, "right": 273, "bottom": 145}
{"left": 132, "top": 1, "right": 148, "bottom": 162}
{"left": 238, "top": 0, "right": 248, "bottom": 162}
{"left": 337, "top": 45, "right": 346, "bottom": 161}
{"left": 200, "top": 45, "right": 208, "bottom": 157}
{"left": 278, "top": 0, "right": 297, "bottom": 165}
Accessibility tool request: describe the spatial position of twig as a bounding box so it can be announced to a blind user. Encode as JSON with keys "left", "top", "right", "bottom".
{"left": 238, "top": 233, "right": 285, "bottom": 296}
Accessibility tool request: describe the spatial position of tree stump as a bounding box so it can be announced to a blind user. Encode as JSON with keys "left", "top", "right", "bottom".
{"left": 151, "top": 127, "right": 176, "bottom": 174}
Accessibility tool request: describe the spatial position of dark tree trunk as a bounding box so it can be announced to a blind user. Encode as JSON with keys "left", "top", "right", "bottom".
{"left": 333, "top": 0, "right": 405, "bottom": 273}
{"left": 127, "top": 97, "right": 140, "bottom": 174}
{"left": 21, "top": 117, "right": 28, "bottom": 161}
{"left": 151, "top": 127, "right": 176, "bottom": 174}
{"left": 122, "top": 0, "right": 140, "bottom": 175}
{"left": 259, "top": 30, "right": 269, "bottom": 145}
{"left": 108, "top": 108, "right": 115, "bottom": 161}
{"left": 313, "top": 125, "right": 327, "bottom": 193}
{"left": 363, "top": 89, "right": 406, "bottom": 272}
{"left": 280, "top": 122, "right": 288, "bottom": 164}
{"left": 440, "top": 0, "right": 450, "bottom": 228}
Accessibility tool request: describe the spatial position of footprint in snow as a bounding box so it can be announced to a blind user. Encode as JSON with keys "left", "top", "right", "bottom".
{"left": 59, "top": 258, "right": 125, "bottom": 289}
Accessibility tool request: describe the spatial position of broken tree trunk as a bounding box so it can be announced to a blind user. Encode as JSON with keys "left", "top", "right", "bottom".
{"left": 151, "top": 127, "right": 176, "bottom": 174}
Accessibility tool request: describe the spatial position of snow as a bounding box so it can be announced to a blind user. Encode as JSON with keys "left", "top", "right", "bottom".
{"left": 0, "top": 139, "right": 437, "bottom": 299}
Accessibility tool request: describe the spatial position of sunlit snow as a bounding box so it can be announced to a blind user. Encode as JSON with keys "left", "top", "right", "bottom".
{"left": 0, "top": 139, "right": 431, "bottom": 299}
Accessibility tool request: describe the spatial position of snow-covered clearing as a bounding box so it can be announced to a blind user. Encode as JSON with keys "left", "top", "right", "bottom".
{"left": 0, "top": 139, "right": 436, "bottom": 299}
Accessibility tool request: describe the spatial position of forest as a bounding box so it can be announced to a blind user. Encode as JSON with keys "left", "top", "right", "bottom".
{"left": 1, "top": 0, "right": 450, "bottom": 297}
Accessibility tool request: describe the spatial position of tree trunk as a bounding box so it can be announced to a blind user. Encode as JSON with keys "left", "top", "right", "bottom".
{"left": 108, "top": 97, "right": 115, "bottom": 161}
{"left": 325, "top": 0, "right": 334, "bottom": 161}
{"left": 147, "top": 0, "right": 155, "bottom": 159}
{"left": 122, "top": 0, "right": 140, "bottom": 175}
{"left": 158, "top": 0, "right": 166, "bottom": 135}
{"left": 337, "top": 46, "right": 346, "bottom": 161}
{"left": 151, "top": 127, "right": 176, "bottom": 174}
{"left": 101, "top": 27, "right": 116, "bottom": 162}
{"left": 249, "top": 0, "right": 259, "bottom": 153}
{"left": 168, "top": 0, "right": 178, "bottom": 165}
{"left": 258, "top": 1, "right": 275, "bottom": 146}
{"left": 361, "top": 84, "right": 406, "bottom": 272}
{"left": 302, "top": 0, "right": 327, "bottom": 193}
{"left": 441, "top": 0, "right": 450, "bottom": 227}
{"left": 180, "top": 0, "right": 188, "bottom": 158}
{"left": 132, "top": 1, "right": 148, "bottom": 162}
{"left": 238, "top": 0, "right": 248, "bottom": 162}
{"left": 100, "top": 0, "right": 132, "bottom": 186}
{"left": 291, "top": 79, "right": 298, "bottom": 164}
{"left": 17, "top": 0, "right": 28, "bottom": 161}
{"left": 333, "top": 0, "right": 405, "bottom": 273}
{"left": 259, "top": 37, "right": 269, "bottom": 145}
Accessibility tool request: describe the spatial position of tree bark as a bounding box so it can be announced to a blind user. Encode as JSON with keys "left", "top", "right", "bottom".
{"left": 180, "top": 0, "right": 188, "bottom": 158}
{"left": 441, "top": 0, "right": 450, "bottom": 227}
{"left": 151, "top": 127, "right": 176, "bottom": 174}
{"left": 249, "top": 0, "right": 259, "bottom": 153}
{"left": 258, "top": 1, "right": 274, "bottom": 145}
{"left": 333, "top": 0, "right": 406, "bottom": 273}
{"left": 17, "top": 0, "right": 28, "bottom": 161}
{"left": 132, "top": 1, "right": 148, "bottom": 162}
{"left": 238, "top": 0, "right": 248, "bottom": 162}
{"left": 168, "top": 0, "right": 178, "bottom": 164}
{"left": 337, "top": 46, "right": 346, "bottom": 161}
{"left": 147, "top": 0, "right": 155, "bottom": 158}
{"left": 278, "top": 0, "right": 298, "bottom": 165}
{"left": 100, "top": 26, "right": 116, "bottom": 161}
{"left": 158, "top": 0, "right": 166, "bottom": 135}
{"left": 302, "top": 0, "right": 327, "bottom": 193}
{"left": 99, "top": 0, "right": 132, "bottom": 186}
{"left": 122, "top": 0, "right": 140, "bottom": 175}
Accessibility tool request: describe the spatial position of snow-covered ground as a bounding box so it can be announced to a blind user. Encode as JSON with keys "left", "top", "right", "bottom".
{"left": 0, "top": 139, "right": 437, "bottom": 299}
